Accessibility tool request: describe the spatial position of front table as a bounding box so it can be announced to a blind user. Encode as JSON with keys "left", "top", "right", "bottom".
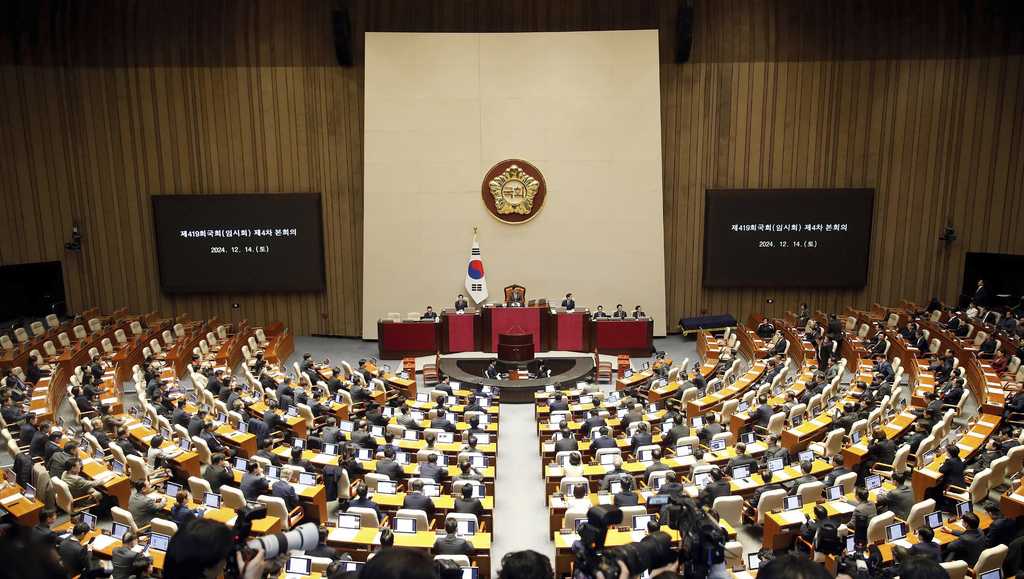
{"left": 593, "top": 319, "right": 654, "bottom": 356}
{"left": 377, "top": 320, "right": 440, "bottom": 359}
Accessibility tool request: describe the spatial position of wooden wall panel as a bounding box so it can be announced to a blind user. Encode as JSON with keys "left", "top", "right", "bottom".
{"left": 0, "top": 0, "right": 1022, "bottom": 335}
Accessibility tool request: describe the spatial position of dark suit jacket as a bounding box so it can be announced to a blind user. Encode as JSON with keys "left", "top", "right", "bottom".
{"left": 554, "top": 437, "right": 579, "bottom": 452}
{"left": 240, "top": 472, "right": 270, "bottom": 500}
{"left": 272, "top": 479, "right": 300, "bottom": 510}
{"left": 454, "top": 497, "right": 484, "bottom": 518}
{"left": 939, "top": 455, "right": 967, "bottom": 489}
{"left": 58, "top": 538, "right": 92, "bottom": 575}
{"left": 112, "top": 545, "right": 151, "bottom": 579}
{"left": 943, "top": 529, "right": 987, "bottom": 566}
{"left": 375, "top": 458, "right": 404, "bottom": 481}
{"left": 402, "top": 491, "right": 436, "bottom": 519}
{"left": 591, "top": 436, "right": 617, "bottom": 450}
{"left": 910, "top": 540, "right": 942, "bottom": 562}
{"left": 433, "top": 534, "right": 474, "bottom": 556}
{"left": 204, "top": 464, "right": 234, "bottom": 493}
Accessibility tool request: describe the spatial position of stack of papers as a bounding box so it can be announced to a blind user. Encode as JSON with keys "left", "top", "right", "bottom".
{"left": 0, "top": 493, "right": 25, "bottom": 506}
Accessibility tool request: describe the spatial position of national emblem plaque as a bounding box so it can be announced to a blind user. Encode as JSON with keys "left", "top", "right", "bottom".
{"left": 481, "top": 159, "right": 547, "bottom": 224}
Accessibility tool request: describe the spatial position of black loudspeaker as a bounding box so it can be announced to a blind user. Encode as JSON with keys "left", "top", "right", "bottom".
{"left": 332, "top": 8, "right": 353, "bottom": 67}
{"left": 676, "top": 0, "right": 694, "bottom": 64}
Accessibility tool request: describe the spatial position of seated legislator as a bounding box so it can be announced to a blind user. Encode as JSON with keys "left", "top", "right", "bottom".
{"left": 632, "top": 305, "right": 647, "bottom": 319}
{"left": 421, "top": 306, "right": 438, "bottom": 321}
{"left": 561, "top": 293, "right": 576, "bottom": 310}
{"left": 612, "top": 304, "right": 628, "bottom": 319}
{"left": 454, "top": 294, "right": 469, "bottom": 312}
{"left": 592, "top": 305, "right": 610, "bottom": 319}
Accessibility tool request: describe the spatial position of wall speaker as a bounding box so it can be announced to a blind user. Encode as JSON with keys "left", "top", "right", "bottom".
{"left": 332, "top": 8, "right": 353, "bottom": 67}
{"left": 676, "top": 0, "right": 694, "bottom": 64}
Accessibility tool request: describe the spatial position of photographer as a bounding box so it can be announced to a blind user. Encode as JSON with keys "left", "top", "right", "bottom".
{"left": 163, "top": 518, "right": 267, "bottom": 579}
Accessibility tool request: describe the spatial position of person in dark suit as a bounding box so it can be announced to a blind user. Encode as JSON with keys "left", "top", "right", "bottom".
{"left": 822, "top": 455, "right": 852, "bottom": 488}
{"left": 591, "top": 427, "right": 617, "bottom": 450}
{"left": 861, "top": 429, "right": 896, "bottom": 477}
{"left": 784, "top": 461, "right": 818, "bottom": 493}
{"left": 418, "top": 453, "right": 447, "bottom": 484}
{"left": 642, "top": 448, "right": 672, "bottom": 479}
{"left": 632, "top": 306, "right": 646, "bottom": 319}
{"left": 630, "top": 423, "right": 653, "bottom": 453}
{"left": 613, "top": 477, "right": 639, "bottom": 507}
{"left": 938, "top": 444, "right": 967, "bottom": 497}
{"left": 698, "top": 468, "right": 731, "bottom": 508}
{"left": 169, "top": 490, "right": 203, "bottom": 526}
{"left": 18, "top": 413, "right": 37, "bottom": 447}
{"left": 762, "top": 435, "right": 790, "bottom": 466}
{"left": 548, "top": 393, "right": 569, "bottom": 411}
{"left": 751, "top": 395, "right": 774, "bottom": 428}
{"left": 877, "top": 472, "right": 914, "bottom": 520}
{"left": 943, "top": 512, "right": 987, "bottom": 566}
{"left": 592, "top": 305, "right": 610, "bottom": 319}
{"left": 402, "top": 479, "right": 436, "bottom": 519}
{"left": 612, "top": 304, "right": 628, "bottom": 319}
{"left": 262, "top": 400, "right": 287, "bottom": 433}
{"left": 768, "top": 332, "right": 788, "bottom": 357}
{"left": 726, "top": 443, "right": 758, "bottom": 474}
{"left": 453, "top": 483, "right": 484, "bottom": 518}
{"left": 553, "top": 426, "right": 578, "bottom": 452}
{"left": 983, "top": 502, "right": 1018, "bottom": 547}
{"left": 561, "top": 293, "right": 576, "bottom": 310}
{"left": 272, "top": 469, "right": 301, "bottom": 510}
{"left": 348, "top": 484, "right": 382, "bottom": 521}
{"left": 240, "top": 460, "right": 271, "bottom": 501}
{"left": 420, "top": 306, "right": 438, "bottom": 321}
{"left": 375, "top": 447, "right": 405, "bottom": 481}
{"left": 658, "top": 470, "right": 685, "bottom": 496}
{"left": 973, "top": 279, "right": 992, "bottom": 308}
{"left": 306, "top": 527, "right": 341, "bottom": 562}
{"left": 581, "top": 410, "right": 606, "bottom": 434}
{"left": 454, "top": 295, "right": 469, "bottom": 311}
{"left": 909, "top": 526, "right": 942, "bottom": 562}
{"left": 432, "top": 518, "right": 475, "bottom": 556}
{"left": 58, "top": 522, "right": 102, "bottom": 578}
{"left": 170, "top": 398, "right": 191, "bottom": 428}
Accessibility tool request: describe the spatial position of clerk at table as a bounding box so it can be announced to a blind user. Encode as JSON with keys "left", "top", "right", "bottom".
{"left": 421, "top": 306, "right": 438, "bottom": 321}
{"left": 632, "top": 305, "right": 646, "bottom": 319}
{"left": 612, "top": 304, "right": 628, "bottom": 319}
{"left": 561, "top": 293, "right": 576, "bottom": 310}
{"left": 592, "top": 305, "right": 610, "bottom": 319}
{"left": 454, "top": 295, "right": 469, "bottom": 311}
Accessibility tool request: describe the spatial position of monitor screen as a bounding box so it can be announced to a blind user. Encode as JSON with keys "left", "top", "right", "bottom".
{"left": 437, "top": 432, "right": 455, "bottom": 444}
{"left": 798, "top": 450, "right": 814, "bottom": 463}
{"left": 638, "top": 450, "right": 654, "bottom": 463}
{"left": 24, "top": 483, "right": 36, "bottom": 499}
{"left": 151, "top": 193, "right": 325, "bottom": 293}
{"left": 851, "top": 431, "right": 862, "bottom": 445}
{"left": 925, "top": 512, "right": 943, "bottom": 529}
{"left": 737, "top": 402, "right": 749, "bottom": 413}
{"left": 394, "top": 517, "right": 416, "bottom": 533}
{"left": 885, "top": 522, "right": 907, "bottom": 542}
{"left": 341, "top": 561, "right": 365, "bottom": 572}
{"left": 767, "top": 458, "right": 785, "bottom": 472}
{"left": 710, "top": 439, "right": 726, "bottom": 452}
{"left": 792, "top": 415, "right": 803, "bottom": 427}
{"left": 609, "top": 481, "right": 623, "bottom": 495}
{"left": 165, "top": 482, "right": 182, "bottom": 497}
{"left": 179, "top": 438, "right": 191, "bottom": 452}
{"left": 922, "top": 450, "right": 936, "bottom": 465}
{"left": 111, "top": 522, "right": 130, "bottom": 540}
{"left": 267, "top": 465, "right": 281, "bottom": 479}
{"left": 599, "top": 453, "right": 618, "bottom": 465}
{"left": 732, "top": 465, "right": 751, "bottom": 480}
{"left": 423, "top": 483, "right": 441, "bottom": 498}
{"left": 956, "top": 501, "right": 972, "bottom": 517}
{"left": 694, "top": 472, "right": 712, "bottom": 489}
{"left": 238, "top": 421, "right": 249, "bottom": 434}
{"left": 404, "top": 430, "right": 419, "bottom": 441}
{"left": 338, "top": 420, "right": 354, "bottom": 432}
{"left": 864, "top": 474, "right": 881, "bottom": 491}
{"left": 783, "top": 496, "right": 802, "bottom": 511}
{"left": 323, "top": 443, "right": 337, "bottom": 456}
{"left": 234, "top": 458, "right": 248, "bottom": 471}
{"left": 747, "top": 553, "right": 761, "bottom": 571}
{"left": 461, "top": 568, "right": 479, "bottom": 579}
{"left": 692, "top": 416, "right": 704, "bottom": 429}
{"left": 292, "top": 438, "right": 305, "bottom": 450}
{"left": 677, "top": 444, "right": 694, "bottom": 457}
{"left": 111, "top": 460, "right": 125, "bottom": 474}
{"left": 633, "top": 514, "right": 653, "bottom": 530}
{"left": 740, "top": 432, "right": 756, "bottom": 445}
{"left": 338, "top": 513, "right": 361, "bottom": 529}
{"left": 81, "top": 512, "right": 97, "bottom": 530}
{"left": 298, "top": 472, "right": 317, "bottom": 486}
{"left": 286, "top": 556, "right": 312, "bottom": 576}
{"left": 826, "top": 485, "right": 843, "bottom": 501}
{"left": 204, "top": 493, "right": 222, "bottom": 509}
{"left": 456, "top": 520, "right": 477, "bottom": 536}
{"left": 846, "top": 535, "right": 856, "bottom": 553}
{"left": 980, "top": 570, "right": 1003, "bottom": 579}
{"left": 377, "top": 481, "right": 397, "bottom": 495}
{"left": 149, "top": 533, "right": 171, "bottom": 552}
{"left": 702, "top": 188, "right": 874, "bottom": 287}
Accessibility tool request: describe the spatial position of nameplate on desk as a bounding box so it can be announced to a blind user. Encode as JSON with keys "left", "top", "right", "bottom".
{"left": 0, "top": 493, "right": 25, "bottom": 506}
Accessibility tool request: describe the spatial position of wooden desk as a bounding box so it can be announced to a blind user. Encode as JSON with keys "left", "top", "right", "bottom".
{"left": 912, "top": 413, "right": 1001, "bottom": 500}
{"left": 0, "top": 482, "right": 44, "bottom": 526}
{"left": 328, "top": 527, "right": 492, "bottom": 578}
{"left": 616, "top": 370, "right": 654, "bottom": 392}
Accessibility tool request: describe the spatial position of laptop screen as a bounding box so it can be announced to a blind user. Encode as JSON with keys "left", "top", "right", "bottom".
{"left": 286, "top": 556, "right": 312, "bottom": 576}
{"left": 710, "top": 439, "right": 726, "bottom": 452}
{"left": 980, "top": 570, "right": 1003, "bottom": 579}
{"left": 783, "top": 496, "right": 802, "bottom": 511}
{"left": 692, "top": 416, "right": 704, "bottom": 429}
{"left": 456, "top": 520, "right": 477, "bottom": 536}
{"left": 323, "top": 443, "right": 337, "bottom": 456}
{"left": 694, "top": 472, "right": 712, "bottom": 489}
{"left": 111, "top": 522, "right": 130, "bottom": 540}
{"left": 341, "top": 562, "right": 364, "bottom": 572}
{"left": 149, "top": 533, "right": 171, "bottom": 552}
{"left": 826, "top": 485, "right": 843, "bottom": 501}
{"left": 394, "top": 517, "right": 416, "bottom": 533}
{"left": 165, "top": 481, "right": 182, "bottom": 497}
{"left": 338, "top": 420, "right": 354, "bottom": 432}
{"left": 461, "top": 569, "right": 479, "bottom": 579}
{"left": 234, "top": 458, "right": 248, "bottom": 471}
{"left": 238, "top": 421, "right": 249, "bottom": 434}
{"left": 864, "top": 474, "right": 882, "bottom": 491}
{"left": 204, "top": 492, "right": 222, "bottom": 509}
{"left": 81, "top": 512, "right": 97, "bottom": 530}
{"left": 298, "top": 472, "right": 317, "bottom": 486}
{"left": 423, "top": 483, "right": 441, "bottom": 498}
{"left": 677, "top": 444, "right": 694, "bottom": 457}
{"left": 338, "top": 513, "right": 361, "bottom": 529}
{"left": 956, "top": 501, "right": 972, "bottom": 517}
{"left": 638, "top": 449, "right": 654, "bottom": 463}
{"left": 633, "top": 514, "right": 653, "bottom": 531}
{"left": 925, "top": 512, "right": 943, "bottom": 529}
{"left": 767, "top": 458, "right": 784, "bottom": 472}
{"left": 111, "top": 460, "right": 125, "bottom": 474}
{"left": 377, "top": 481, "right": 397, "bottom": 495}
{"left": 747, "top": 553, "right": 761, "bottom": 571}
{"left": 732, "top": 465, "right": 750, "bottom": 480}
{"left": 267, "top": 465, "right": 281, "bottom": 479}
{"left": 885, "top": 522, "right": 907, "bottom": 542}
{"left": 798, "top": 450, "right": 814, "bottom": 463}
{"left": 740, "top": 432, "right": 756, "bottom": 445}
{"left": 179, "top": 438, "right": 191, "bottom": 452}
{"left": 609, "top": 481, "right": 623, "bottom": 495}
{"left": 846, "top": 535, "right": 856, "bottom": 553}
{"left": 24, "top": 483, "right": 36, "bottom": 499}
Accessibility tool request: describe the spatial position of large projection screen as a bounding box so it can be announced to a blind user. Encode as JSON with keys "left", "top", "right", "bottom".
{"left": 363, "top": 31, "right": 666, "bottom": 339}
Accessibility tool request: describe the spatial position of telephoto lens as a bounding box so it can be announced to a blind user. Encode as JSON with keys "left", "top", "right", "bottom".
{"left": 246, "top": 522, "right": 319, "bottom": 559}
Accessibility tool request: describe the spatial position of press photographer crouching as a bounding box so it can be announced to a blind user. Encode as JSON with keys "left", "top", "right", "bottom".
{"left": 163, "top": 504, "right": 318, "bottom": 579}
{"left": 571, "top": 494, "right": 727, "bottom": 579}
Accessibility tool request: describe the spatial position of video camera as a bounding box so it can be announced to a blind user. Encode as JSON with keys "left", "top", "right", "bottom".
{"left": 226, "top": 504, "right": 319, "bottom": 579}
{"left": 572, "top": 495, "right": 725, "bottom": 579}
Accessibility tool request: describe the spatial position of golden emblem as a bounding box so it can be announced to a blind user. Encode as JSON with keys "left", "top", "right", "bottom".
{"left": 488, "top": 164, "right": 540, "bottom": 215}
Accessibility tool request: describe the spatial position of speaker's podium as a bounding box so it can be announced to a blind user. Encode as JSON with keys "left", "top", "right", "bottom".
{"left": 497, "top": 332, "right": 534, "bottom": 364}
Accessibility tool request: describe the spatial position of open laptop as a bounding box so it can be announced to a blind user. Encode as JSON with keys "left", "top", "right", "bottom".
{"left": 798, "top": 450, "right": 814, "bottom": 463}
{"left": 632, "top": 514, "right": 653, "bottom": 531}
{"left": 731, "top": 465, "right": 751, "bottom": 480}
{"left": 110, "top": 522, "right": 130, "bottom": 540}
{"left": 709, "top": 439, "right": 726, "bottom": 452}
{"left": 676, "top": 444, "right": 694, "bottom": 457}
{"left": 298, "top": 472, "right": 317, "bottom": 486}
{"left": 825, "top": 485, "right": 844, "bottom": 501}
{"left": 393, "top": 517, "right": 417, "bottom": 533}
{"left": 747, "top": 553, "right": 762, "bottom": 571}
{"left": 783, "top": 496, "right": 803, "bottom": 512}
{"left": 886, "top": 522, "right": 908, "bottom": 542}
{"left": 285, "top": 556, "right": 313, "bottom": 578}
{"left": 337, "top": 513, "right": 361, "bottom": 530}
{"left": 767, "top": 458, "right": 785, "bottom": 473}
{"left": 234, "top": 457, "right": 249, "bottom": 471}
{"left": 148, "top": 533, "right": 171, "bottom": 553}
{"left": 165, "top": 481, "right": 182, "bottom": 497}
{"left": 377, "top": 481, "right": 397, "bottom": 495}
{"left": 456, "top": 519, "right": 477, "bottom": 536}
{"left": 81, "top": 512, "right": 97, "bottom": 530}
{"left": 924, "top": 511, "right": 943, "bottom": 529}
{"left": 955, "top": 501, "right": 972, "bottom": 518}
{"left": 204, "top": 492, "right": 222, "bottom": 509}
{"left": 864, "top": 474, "right": 882, "bottom": 491}
{"left": 693, "top": 472, "right": 712, "bottom": 489}
{"left": 980, "top": 570, "right": 1003, "bottom": 579}
{"left": 740, "top": 432, "right": 756, "bottom": 445}
{"left": 322, "top": 443, "right": 338, "bottom": 456}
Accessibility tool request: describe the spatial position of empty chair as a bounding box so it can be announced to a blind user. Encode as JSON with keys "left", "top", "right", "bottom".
{"left": 940, "top": 561, "right": 968, "bottom": 579}
{"left": 753, "top": 489, "right": 787, "bottom": 525}
{"left": 150, "top": 518, "right": 178, "bottom": 537}
{"left": 713, "top": 495, "right": 743, "bottom": 528}
{"left": 347, "top": 506, "right": 380, "bottom": 528}
{"left": 14, "top": 327, "right": 29, "bottom": 343}
{"left": 130, "top": 321, "right": 143, "bottom": 335}
{"left": 45, "top": 314, "right": 59, "bottom": 329}
{"left": 973, "top": 545, "right": 1008, "bottom": 575}
{"left": 188, "top": 476, "right": 212, "bottom": 498}
{"left": 905, "top": 499, "right": 936, "bottom": 531}
{"left": 115, "top": 329, "right": 128, "bottom": 345}
{"left": 58, "top": 332, "right": 71, "bottom": 348}
{"left": 221, "top": 486, "right": 247, "bottom": 510}
{"left": 866, "top": 511, "right": 895, "bottom": 544}
{"left": 30, "top": 321, "right": 45, "bottom": 337}
{"left": 259, "top": 495, "right": 303, "bottom": 530}
{"left": 73, "top": 325, "right": 87, "bottom": 339}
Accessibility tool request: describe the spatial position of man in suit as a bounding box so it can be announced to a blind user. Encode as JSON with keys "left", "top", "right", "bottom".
{"left": 454, "top": 294, "right": 469, "bottom": 311}
{"left": 769, "top": 332, "right": 788, "bottom": 357}
{"left": 59, "top": 522, "right": 104, "bottom": 578}
{"left": 32, "top": 508, "right": 60, "bottom": 545}
{"left": 943, "top": 512, "right": 987, "bottom": 566}
{"left": 658, "top": 470, "right": 685, "bottom": 496}
{"left": 643, "top": 448, "right": 672, "bottom": 479}
{"left": 402, "top": 479, "right": 437, "bottom": 519}
{"left": 553, "top": 425, "right": 578, "bottom": 452}
{"left": 600, "top": 456, "right": 631, "bottom": 490}
{"left": 581, "top": 410, "right": 606, "bottom": 434}
{"left": 901, "top": 422, "right": 929, "bottom": 454}
{"left": 561, "top": 293, "right": 576, "bottom": 310}
{"left": 306, "top": 527, "right": 341, "bottom": 563}
{"left": 548, "top": 393, "right": 569, "bottom": 411}
{"left": 861, "top": 429, "right": 896, "bottom": 477}
{"left": 591, "top": 427, "right": 617, "bottom": 450}
{"left": 454, "top": 483, "right": 484, "bottom": 518}
{"left": 419, "top": 453, "right": 447, "bottom": 484}
{"left": 612, "top": 304, "right": 628, "bottom": 319}
{"left": 170, "top": 398, "right": 191, "bottom": 428}
{"left": 698, "top": 468, "right": 731, "bottom": 508}
{"left": 319, "top": 417, "right": 341, "bottom": 445}
{"left": 271, "top": 468, "right": 301, "bottom": 510}
{"left": 877, "top": 471, "right": 914, "bottom": 520}
{"left": 632, "top": 305, "right": 646, "bottom": 319}
{"left": 61, "top": 457, "right": 104, "bottom": 503}
{"left": 592, "top": 305, "right": 610, "bottom": 319}
{"left": 129, "top": 480, "right": 167, "bottom": 529}
{"left": 254, "top": 440, "right": 283, "bottom": 468}
{"left": 112, "top": 531, "right": 152, "bottom": 579}
{"left": 910, "top": 527, "right": 942, "bottom": 562}
{"left": 762, "top": 435, "right": 790, "bottom": 466}
{"left": 938, "top": 444, "right": 967, "bottom": 497}
{"left": 983, "top": 502, "right": 1018, "bottom": 546}
{"left": 262, "top": 400, "right": 287, "bottom": 434}
{"left": 726, "top": 443, "right": 758, "bottom": 474}
{"left": 420, "top": 306, "right": 438, "bottom": 321}
{"left": 433, "top": 518, "right": 475, "bottom": 556}
{"left": 47, "top": 441, "right": 77, "bottom": 478}
{"left": 662, "top": 421, "right": 690, "bottom": 448}
{"left": 822, "top": 455, "right": 852, "bottom": 488}
{"left": 973, "top": 279, "right": 992, "bottom": 308}
{"left": 631, "top": 423, "right": 653, "bottom": 453}
{"left": 348, "top": 483, "right": 382, "bottom": 520}
{"left": 240, "top": 460, "right": 271, "bottom": 501}
{"left": 200, "top": 421, "right": 226, "bottom": 454}
{"left": 375, "top": 447, "right": 405, "bottom": 481}
{"left": 784, "top": 461, "right": 817, "bottom": 493}
{"left": 751, "top": 395, "right": 774, "bottom": 428}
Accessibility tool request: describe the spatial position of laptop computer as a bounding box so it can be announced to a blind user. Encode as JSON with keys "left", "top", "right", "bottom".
{"left": 885, "top": 522, "right": 907, "bottom": 542}
{"left": 864, "top": 474, "right": 882, "bottom": 491}
{"left": 783, "top": 496, "right": 803, "bottom": 512}
{"left": 298, "top": 472, "right": 317, "bottom": 486}
{"left": 632, "top": 514, "right": 653, "bottom": 531}
{"left": 825, "top": 485, "right": 843, "bottom": 501}
{"left": 148, "top": 533, "right": 171, "bottom": 552}
{"left": 110, "top": 522, "right": 130, "bottom": 540}
{"left": 204, "top": 492, "right": 222, "bottom": 509}
{"left": 337, "top": 513, "right": 362, "bottom": 529}
{"left": 393, "top": 517, "right": 416, "bottom": 533}
{"left": 767, "top": 458, "right": 785, "bottom": 473}
{"left": 925, "top": 511, "right": 943, "bottom": 529}
{"left": 285, "top": 556, "right": 312, "bottom": 577}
